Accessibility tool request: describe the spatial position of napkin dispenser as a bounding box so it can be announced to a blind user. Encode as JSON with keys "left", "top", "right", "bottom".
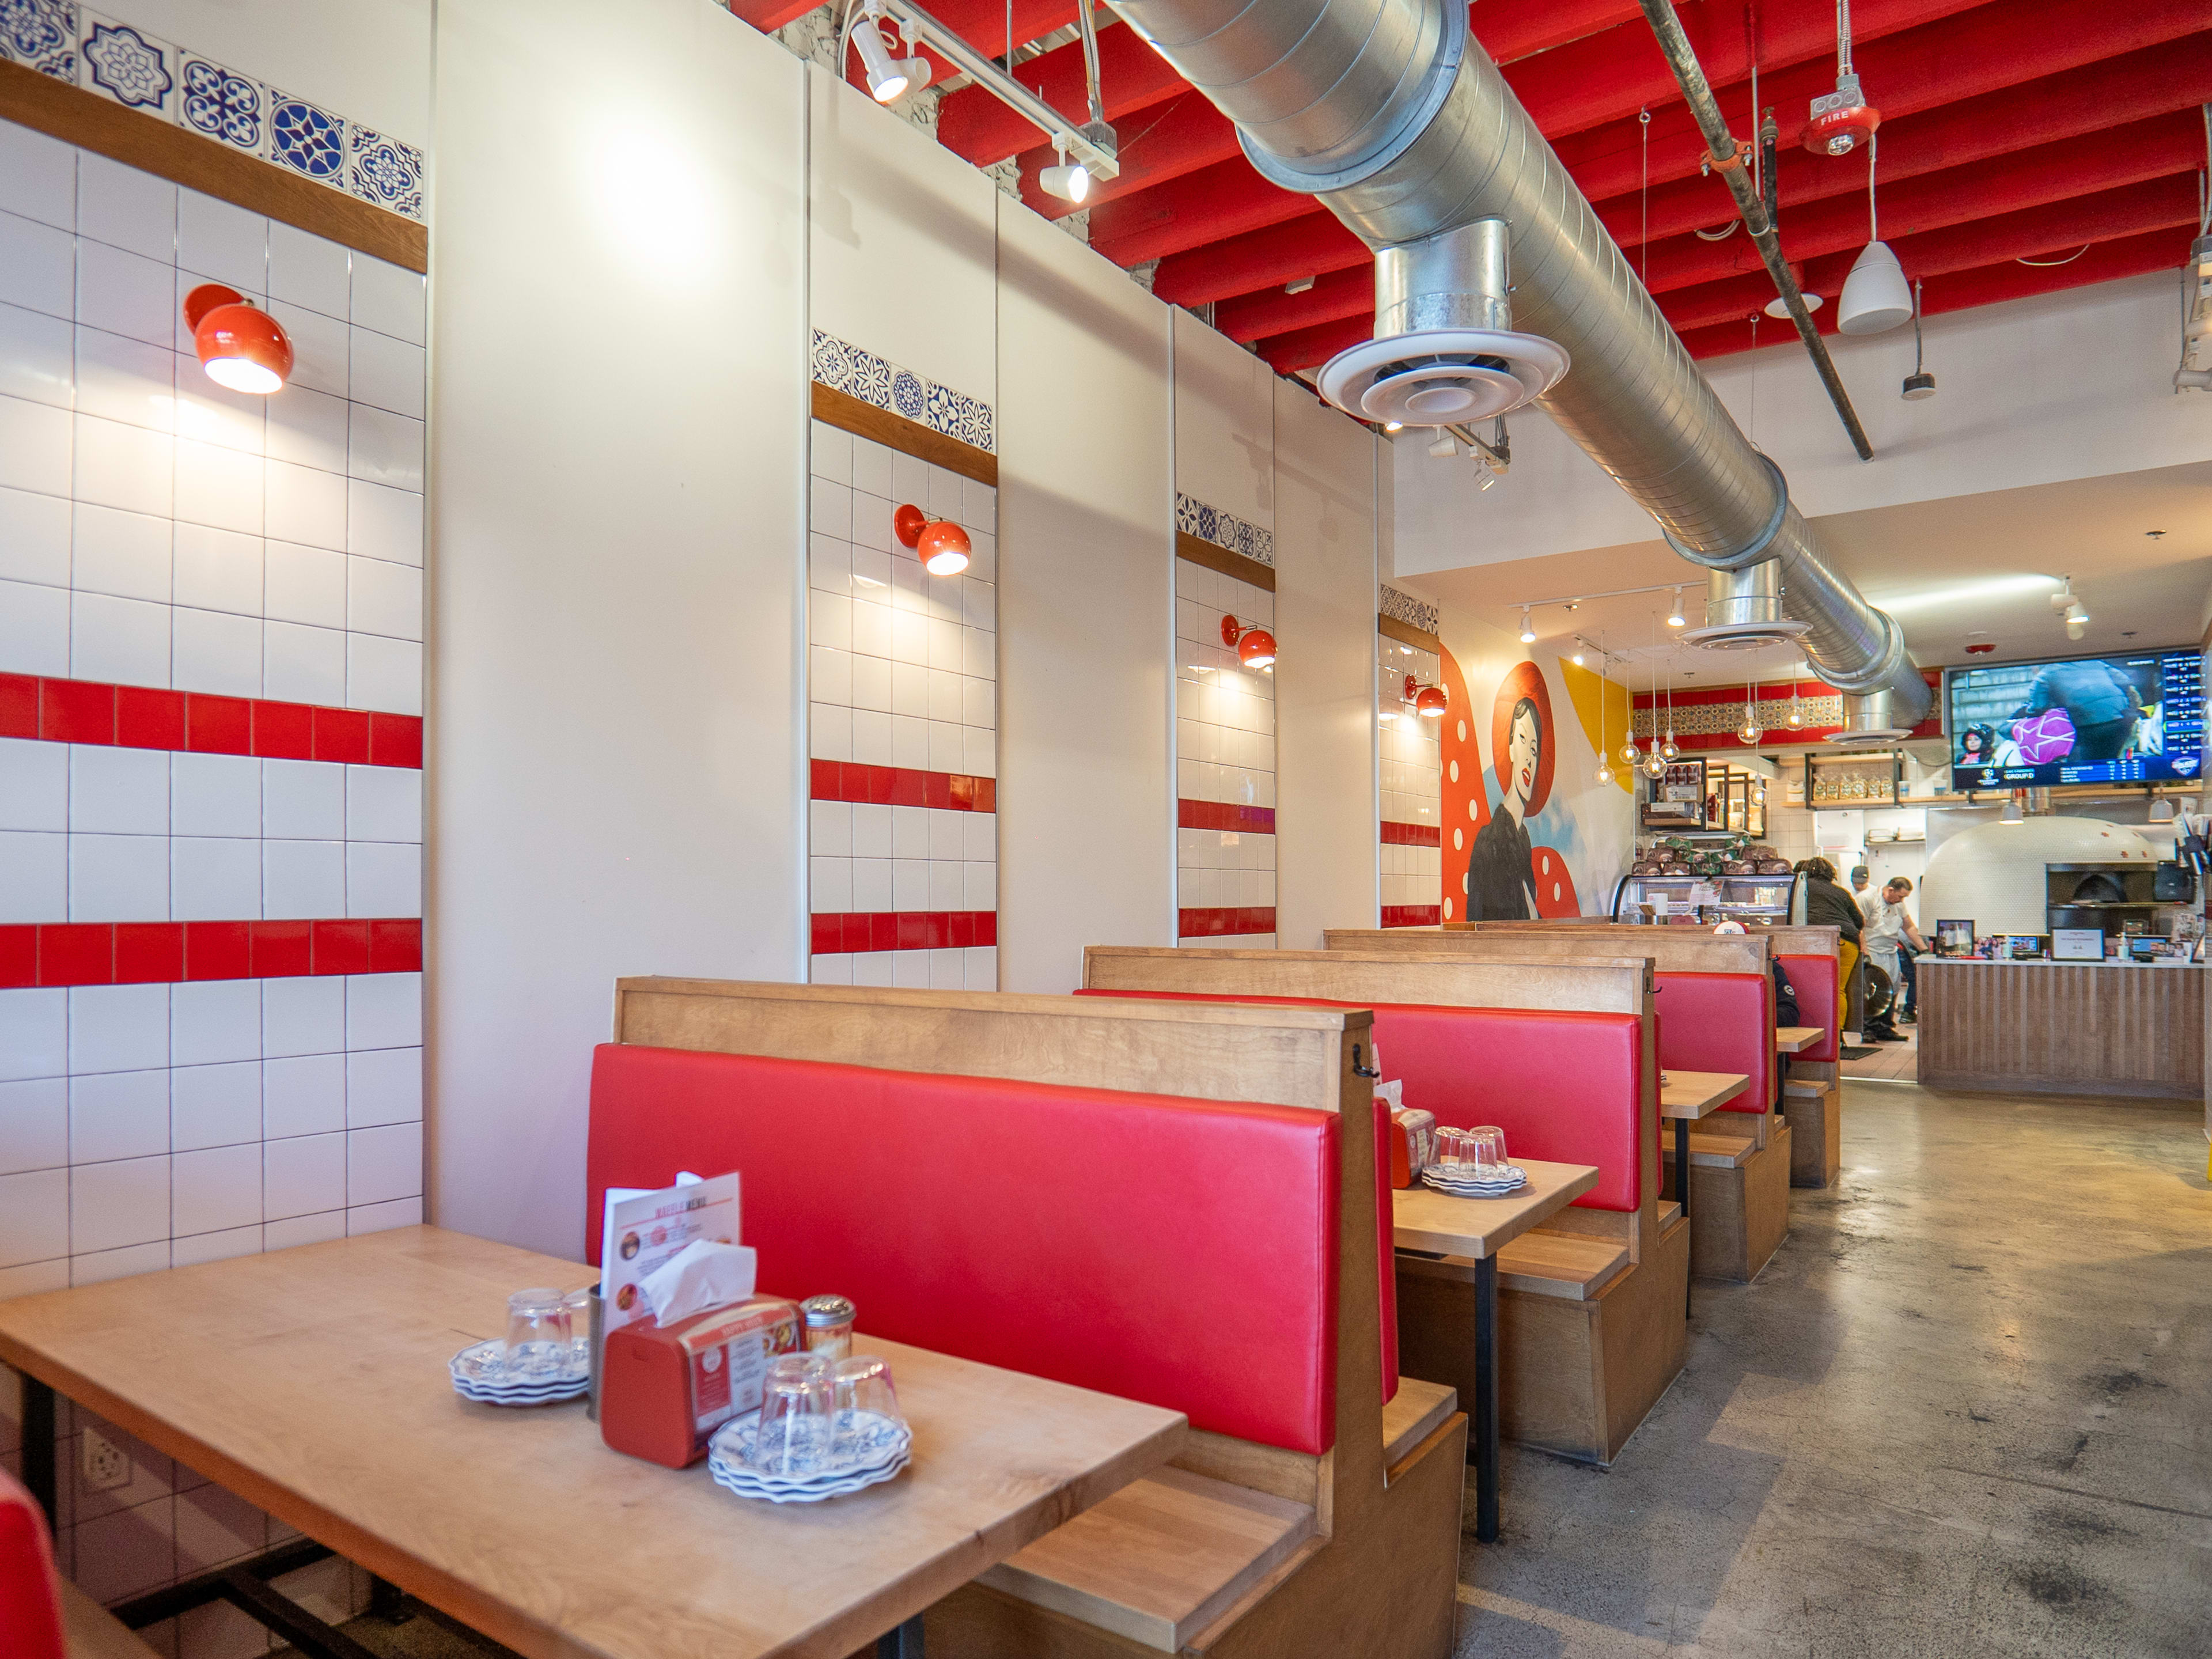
{"left": 1388, "top": 1108, "right": 1437, "bottom": 1188}
{"left": 600, "top": 1296, "right": 802, "bottom": 1468}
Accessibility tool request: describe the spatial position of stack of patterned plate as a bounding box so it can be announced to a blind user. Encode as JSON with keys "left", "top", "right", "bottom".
{"left": 449, "top": 1339, "right": 590, "bottom": 1406}
{"left": 1421, "top": 1162, "right": 1528, "bottom": 1198}
{"left": 707, "top": 1410, "right": 912, "bottom": 1503}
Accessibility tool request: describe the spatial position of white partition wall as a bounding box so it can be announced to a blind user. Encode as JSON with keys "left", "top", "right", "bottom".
{"left": 428, "top": 0, "right": 808, "bottom": 1255}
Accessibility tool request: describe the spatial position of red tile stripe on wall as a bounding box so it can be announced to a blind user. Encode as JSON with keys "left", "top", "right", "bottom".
{"left": 1177, "top": 907, "right": 1278, "bottom": 938}
{"left": 0, "top": 919, "right": 423, "bottom": 989}
{"left": 810, "top": 760, "right": 996, "bottom": 812}
{"left": 1380, "top": 820, "right": 1441, "bottom": 847}
{"left": 810, "top": 912, "right": 999, "bottom": 955}
{"left": 0, "top": 675, "right": 423, "bottom": 768}
{"left": 1381, "top": 906, "right": 1442, "bottom": 929}
{"left": 1177, "top": 800, "right": 1277, "bottom": 835}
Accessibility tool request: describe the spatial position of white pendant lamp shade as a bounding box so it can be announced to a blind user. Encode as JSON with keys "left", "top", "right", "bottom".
{"left": 1839, "top": 240, "right": 1913, "bottom": 335}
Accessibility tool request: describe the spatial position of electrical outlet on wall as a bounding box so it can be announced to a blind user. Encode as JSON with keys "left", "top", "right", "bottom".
{"left": 82, "top": 1426, "right": 131, "bottom": 1491}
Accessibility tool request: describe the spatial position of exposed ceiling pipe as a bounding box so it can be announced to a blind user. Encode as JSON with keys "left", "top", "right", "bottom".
{"left": 1638, "top": 0, "right": 1873, "bottom": 460}
{"left": 1104, "top": 0, "right": 1931, "bottom": 735}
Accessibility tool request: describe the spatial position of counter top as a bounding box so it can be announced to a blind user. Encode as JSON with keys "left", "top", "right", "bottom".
{"left": 1921, "top": 956, "right": 2203, "bottom": 969}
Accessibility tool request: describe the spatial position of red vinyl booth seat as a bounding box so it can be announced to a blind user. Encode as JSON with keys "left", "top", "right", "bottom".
{"left": 1080, "top": 993, "right": 1643, "bottom": 1214}
{"left": 0, "top": 1468, "right": 66, "bottom": 1659}
{"left": 587, "top": 1044, "right": 1342, "bottom": 1456}
{"left": 1778, "top": 955, "right": 1840, "bottom": 1062}
{"left": 1652, "top": 972, "right": 1774, "bottom": 1115}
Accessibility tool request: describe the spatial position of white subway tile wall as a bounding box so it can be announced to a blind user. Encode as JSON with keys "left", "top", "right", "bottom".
{"left": 0, "top": 122, "right": 423, "bottom": 1639}
{"left": 1378, "top": 634, "right": 1443, "bottom": 922}
{"left": 1175, "top": 558, "right": 1276, "bottom": 947}
{"left": 805, "top": 418, "right": 997, "bottom": 990}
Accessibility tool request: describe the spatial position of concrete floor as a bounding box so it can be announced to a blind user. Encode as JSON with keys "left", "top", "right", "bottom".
{"left": 1453, "top": 1081, "right": 2212, "bottom": 1658}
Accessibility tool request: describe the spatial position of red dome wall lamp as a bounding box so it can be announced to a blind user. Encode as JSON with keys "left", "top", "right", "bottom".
{"left": 183, "top": 283, "right": 293, "bottom": 394}
{"left": 1403, "top": 675, "right": 1448, "bottom": 718}
{"left": 1221, "top": 614, "right": 1276, "bottom": 669}
{"left": 892, "top": 503, "right": 971, "bottom": 576}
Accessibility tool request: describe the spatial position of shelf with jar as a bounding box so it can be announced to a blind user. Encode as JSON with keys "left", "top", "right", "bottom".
{"left": 1805, "top": 751, "right": 1901, "bottom": 805}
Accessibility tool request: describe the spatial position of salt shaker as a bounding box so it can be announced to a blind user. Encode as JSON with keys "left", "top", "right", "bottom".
{"left": 801, "top": 1294, "right": 855, "bottom": 1361}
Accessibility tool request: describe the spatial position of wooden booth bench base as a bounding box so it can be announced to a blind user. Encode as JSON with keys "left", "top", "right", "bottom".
{"left": 1392, "top": 1214, "right": 1690, "bottom": 1468}
{"left": 929, "top": 1404, "right": 1468, "bottom": 1658}
{"left": 1664, "top": 1121, "right": 1791, "bottom": 1283}
{"left": 1782, "top": 1077, "right": 1842, "bottom": 1188}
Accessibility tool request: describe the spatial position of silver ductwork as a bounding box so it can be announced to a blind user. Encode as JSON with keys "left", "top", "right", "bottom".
{"left": 1108, "top": 0, "right": 1931, "bottom": 728}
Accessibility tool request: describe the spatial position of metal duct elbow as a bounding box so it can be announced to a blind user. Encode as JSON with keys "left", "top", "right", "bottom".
{"left": 1108, "top": 0, "right": 1931, "bottom": 730}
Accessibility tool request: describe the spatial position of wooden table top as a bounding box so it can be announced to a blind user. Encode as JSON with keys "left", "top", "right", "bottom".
{"left": 1391, "top": 1159, "right": 1600, "bottom": 1259}
{"left": 1775, "top": 1025, "right": 1825, "bottom": 1053}
{"left": 0, "top": 1226, "right": 1187, "bottom": 1659}
{"left": 1659, "top": 1070, "right": 1750, "bottom": 1118}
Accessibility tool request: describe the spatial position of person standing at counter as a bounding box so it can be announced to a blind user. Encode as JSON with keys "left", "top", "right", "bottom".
{"left": 1794, "top": 858, "right": 1865, "bottom": 1037}
{"left": 1862, "top": 878, "right": 1927, "bottom": 1041}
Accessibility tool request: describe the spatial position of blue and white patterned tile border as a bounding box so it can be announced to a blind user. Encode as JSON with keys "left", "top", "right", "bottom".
{"left": 1380, "top": 585, "right": 1438, "bottom": 636}
{"left": 1176, "top": 491, "right": 1274, "bottom": 567}
{"left": 0, "top": 3, "right": 425, "bottom": 225}
{"left": 810, "top": 329, "right": 995, "bottom": 454}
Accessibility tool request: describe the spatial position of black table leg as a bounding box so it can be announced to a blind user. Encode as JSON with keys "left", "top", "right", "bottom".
{"left": 21, "top": 1373, "right": 56, "bottom": 1533}
{"left": 877, "top": 1613, "right": 924, "bottom": 1657}
{"left": 1675, "top": 1118, "right": 1693, "bottom": 1318}
{"left": 1471, "top": 1253, "right": 1500, "bottom": 1544}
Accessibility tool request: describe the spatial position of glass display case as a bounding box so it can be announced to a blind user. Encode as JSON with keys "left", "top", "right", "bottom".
{"left": 1611, "top": 830, "right": 1795, "bottom": 922}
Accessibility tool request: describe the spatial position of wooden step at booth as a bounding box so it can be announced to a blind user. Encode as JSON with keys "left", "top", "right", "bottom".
{"left": 977, "top": 1467, "right": 1318, "bottom": 1653}
{"left": 1382, "top": 1378, "right": 1457, "bottom": 1471}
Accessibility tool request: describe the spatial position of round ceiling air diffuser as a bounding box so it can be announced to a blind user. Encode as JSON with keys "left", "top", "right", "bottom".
{"left": 1318, "top": 329, "right": 1570, "bottom": 430}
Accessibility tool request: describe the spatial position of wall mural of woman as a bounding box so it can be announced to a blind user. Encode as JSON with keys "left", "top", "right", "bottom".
{"left": 1439, "top": 650, "right": 1599, "bottom": 921}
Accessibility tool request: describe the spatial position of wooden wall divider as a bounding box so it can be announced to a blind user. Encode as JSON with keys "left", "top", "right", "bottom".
{"left": 0, "top": 59, "right": 426, "bottom": 270}
{"left": 810, "top": 382, "right": 997, "bottom": 486}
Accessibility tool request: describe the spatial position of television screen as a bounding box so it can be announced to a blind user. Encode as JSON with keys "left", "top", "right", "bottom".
{"left": 1946, "top": 649, "right": 2204, "bottom": 790}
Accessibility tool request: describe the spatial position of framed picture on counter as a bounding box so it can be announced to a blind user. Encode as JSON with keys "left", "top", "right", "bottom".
{"left": 2051, "top": 928, "right": 2105, "bottom": 962}
{"left": 1935, "top": 919, "right": 1975, "bottom": 955}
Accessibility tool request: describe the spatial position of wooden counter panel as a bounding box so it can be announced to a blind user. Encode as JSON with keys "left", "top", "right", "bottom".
{"left": 1918, "top": 962, "right": 2205, "bottom": 1099}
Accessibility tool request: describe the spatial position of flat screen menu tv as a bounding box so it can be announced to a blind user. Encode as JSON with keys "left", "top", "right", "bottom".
{"left": 1946, "top": 649, "right": 2203, "bottom": 790}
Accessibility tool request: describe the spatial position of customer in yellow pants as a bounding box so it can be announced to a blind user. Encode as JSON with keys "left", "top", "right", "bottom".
{"left": 1836, "top": 938, "right": 1859, "bottom": 1035}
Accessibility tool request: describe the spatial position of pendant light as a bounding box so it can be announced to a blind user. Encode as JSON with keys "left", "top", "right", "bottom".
{"left": 1901, "top": 280, "right": 1936, "bottom": 399}
{"left": 1593, "top": 635, "right": 1613, "bottom": 786}
{"left": 1785, "top": 658, "right": 1805, "bottom": 728}
{"left": 1737, "top": 668, "right": 1762, "bottom": 745}
{"left": 1839, "top": 135, "right": 1913, "bottom": 335}
{"left": 1643, "top": 637, "right": 1665, "bottom": 777}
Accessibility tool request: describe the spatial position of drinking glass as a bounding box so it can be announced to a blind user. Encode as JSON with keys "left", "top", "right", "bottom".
{"left": 1433, "top": 1127, "right": 1465, "bottom": 1177}
{"left": 562, "top": 1287, "right": 594, "bottom": 1376}
{"left": 831, "top": 1355, "right": 906, "bottom": 1460}
{"left": 752, "top": 1354, "right": 835, "bottom": 1476}
{"left": 1469, "top": 1127, "right": 1508, "bottom": 1174}
{"left": 504, "top": 1289, "right": 571, "bottom": 1380}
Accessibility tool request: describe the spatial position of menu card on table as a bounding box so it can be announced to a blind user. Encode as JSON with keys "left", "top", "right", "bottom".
{"left": 601, "top": 1172, "right": 741, "bottom": 1333}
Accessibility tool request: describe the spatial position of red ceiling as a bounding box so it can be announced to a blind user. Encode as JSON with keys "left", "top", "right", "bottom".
{"left": 734, "top": 0, "right": 2210, "bottom": 373}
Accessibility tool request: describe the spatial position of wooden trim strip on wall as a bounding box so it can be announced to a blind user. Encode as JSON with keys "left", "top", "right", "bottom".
{"left": 1378, "top": 613, "right": 1442, "bottom": 656}
{"left": 0, "top": 60, "right": 427, "bottom": 272}
{"left": 1176, "top": 531, "right": 1276, "bottom": 593}
{"left": 811, "top": 382, "right": 997, "bottom": 487}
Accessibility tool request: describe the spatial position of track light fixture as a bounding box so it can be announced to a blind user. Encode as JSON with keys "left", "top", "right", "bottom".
{"left": 1222, "top": 614, "right": 1275, "bottom": 669}
{"left": 1039, "top": 134, "right": 1092, "bottom": 203}
{"left": 1665, "top": 588, "right": 1685, "bottom": 628}
{"left": 1518, "top": 608, "right": 1536, "bottom": 645}
{"left": 851, "top": 6, "right": 915, "bottom": 103}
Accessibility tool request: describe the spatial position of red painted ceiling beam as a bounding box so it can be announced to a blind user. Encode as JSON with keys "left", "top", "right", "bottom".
{"left": 1089, "top": 156, "right": 1316, "bottom": 267}
{"left": 1015, "top": 93, "right": 1236, "bottom": 220}
{"left": 936, "top": 22, "right": 1188, "bottom": 164}
{"left": 1255, "top": 313, "right": 1374, "bottom": 377}
{"left": 1152, "top": 210, "right": 1364, "bottom": 306}
{"left": 1215, "top": 111, "right": 2201, "bottom": 343}
{"left": 1560, "top": 0, "right": 2212, "bottom": 207}
{"left": 1657, "top": 172, "right": 2201, "bottom": 332}
{"left": 1638, "top": 113, "right": 2207, "bottom": 296}
{"left": 1599, "top": 35, "right": 2212, "bottom": 251}
{"left": 1156, "top": 14, "right": 2208, "bottom": 306}
{"left": 729, "top": 0, "right": 824, "bottom": 35}
{"left": 1476, "top": 1, "right": 1647, "bottom": 66}
{"left": 1677, "top": 225, "right": 2192, "bottom": 358}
